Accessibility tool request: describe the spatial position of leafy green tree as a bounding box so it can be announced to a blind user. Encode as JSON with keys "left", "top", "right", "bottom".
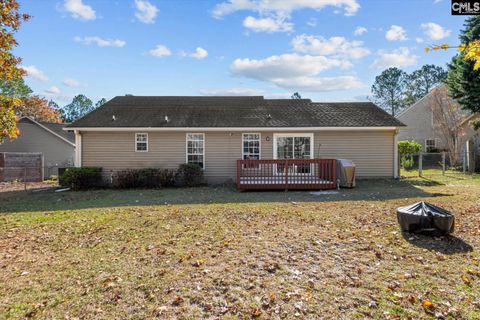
{"left": 61, "top": 94, "right": 94, "bottom": 123}
{"left": 445, "top": 16, "right": 480, "bottom": 113}
{"left": 0, "top": 78, "right": 32, "bottom": 98}
{"left": 371, "top": 67, "right": 408, "bottom": 116}
{"left": 407, "top": 64, "right": 447, "bottom": 101}
{"left": 95, "top": 98, "right": 107, "bottom": 108}
{"left": 291, "top": 92, "right": 302, "bottom": 99}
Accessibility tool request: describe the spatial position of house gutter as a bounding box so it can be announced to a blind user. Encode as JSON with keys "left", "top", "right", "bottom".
{"left": 64, "top": 126, "right": 401, "bottom": 132}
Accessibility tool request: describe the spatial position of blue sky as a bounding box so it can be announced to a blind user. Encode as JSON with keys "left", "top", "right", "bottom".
{"left": 15, "top": 0, "right": 467, "bottom": 105}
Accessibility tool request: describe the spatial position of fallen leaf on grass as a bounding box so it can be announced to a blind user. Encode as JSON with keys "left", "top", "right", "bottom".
{"left": 422, "top": 299, "right": 434, "bottom": 309}
{"left": 461, "top": 274, "right": 472, "bottom": 285}
{"left": 251, "top": 307, "right": 262, "bottom": 318}
{"left": 172, "top": 295, "right": 184, "bottom": 306}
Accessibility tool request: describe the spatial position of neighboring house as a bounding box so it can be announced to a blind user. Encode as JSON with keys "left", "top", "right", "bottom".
{"left": 397, "top": 86, "right": 480, "bottom": 155}
{"left": 65, "top": 96, "right": 405, "bottom": 185}
{"left": 0, "top": 117, "right": 75, "bottom": 178}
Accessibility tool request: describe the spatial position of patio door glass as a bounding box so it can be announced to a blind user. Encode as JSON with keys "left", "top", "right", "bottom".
{"left": 275, "top": 136, "right": 312, "bottom": 174}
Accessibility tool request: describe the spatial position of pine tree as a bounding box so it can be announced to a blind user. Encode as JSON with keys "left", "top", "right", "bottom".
{"left": 446, "top": 16, "right": 480, "bottom": 113}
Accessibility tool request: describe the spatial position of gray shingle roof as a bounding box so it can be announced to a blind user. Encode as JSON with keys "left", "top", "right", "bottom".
{"left": 67, "top": 96, "right": 405, "bottom": 128}
{"left": 19, "top": 117, "right": 75, "bottom": 143}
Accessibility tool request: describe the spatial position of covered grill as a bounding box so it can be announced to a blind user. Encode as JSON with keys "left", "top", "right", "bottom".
{"left": 396, "top": 202, "right": 455, "bottom": 235}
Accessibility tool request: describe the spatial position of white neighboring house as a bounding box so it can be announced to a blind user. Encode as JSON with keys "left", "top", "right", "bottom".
{"left": 397, "top": 85, "right": 480, "bottom": 168}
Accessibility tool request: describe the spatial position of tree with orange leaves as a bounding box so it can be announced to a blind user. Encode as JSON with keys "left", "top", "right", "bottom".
{"left": 0, "top": 0, "right": 30, "bottom": 142}
{"left": 17, "top": 95, "right": 62, "bottom": 123}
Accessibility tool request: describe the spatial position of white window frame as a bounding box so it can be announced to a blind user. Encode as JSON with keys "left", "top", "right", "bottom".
{"left": 273, "top": 133, "right": 314, "bottom": 159}
{"left": 186, "top": 133, "right": 205, "bottom": 169}
{"left": 135, "top": 133, "right": 148, "bottom": 152}
{"left": 242, "top": 133, "right": 261, "bottom": 160}
{"left": 425, "top": 138, "right": 436, "bottom": 153}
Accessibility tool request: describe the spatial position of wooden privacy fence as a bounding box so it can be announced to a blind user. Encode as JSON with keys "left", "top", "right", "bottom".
{"left": 0, "top": 152, "right": 44, "bottom": 182}
{"left": 237, "top": 158, "right": 337, "bottom": 190}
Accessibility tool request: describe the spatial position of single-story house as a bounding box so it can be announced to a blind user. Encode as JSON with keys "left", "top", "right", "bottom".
{"left": 0, "top": 117, "right": 75, "bottom": 178}
{"left": 65, "top": 96, "right": 405, "bottom": 185}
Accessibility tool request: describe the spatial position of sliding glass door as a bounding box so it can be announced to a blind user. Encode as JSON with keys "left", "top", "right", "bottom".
{"left": 274, "top": 134, "right": 313, "bottom": 174}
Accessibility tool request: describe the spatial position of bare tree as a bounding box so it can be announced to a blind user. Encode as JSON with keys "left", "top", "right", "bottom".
{"left": 428, "top": 85, "right": 466, "bottom": 166}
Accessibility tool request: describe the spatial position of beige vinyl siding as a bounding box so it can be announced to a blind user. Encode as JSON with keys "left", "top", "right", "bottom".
{"left": 81, "top": 129, "right": 395, "bottom": 183}
{"left": 260, "top": 131, "right": 394, "bottom": 177}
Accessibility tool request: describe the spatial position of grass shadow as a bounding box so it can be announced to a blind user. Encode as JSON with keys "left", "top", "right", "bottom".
{"left": 402, "top": 232, "right": 473, "bottom": 255}
{"left": 0, "top": 178, "right": 449, "bottom": 214}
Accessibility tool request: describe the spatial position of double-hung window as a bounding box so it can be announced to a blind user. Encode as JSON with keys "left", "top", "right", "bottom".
{"left": 186, "top": 133, "right": 204, "bottom": 169}
{"left": 135, "top": 133, "right": 148, "bottom": 152}
{"left": 242, "top": 133, "right": 261, "bottom": 160}
{"left": 425, "top": 139, "right": 436, "bottom": 153}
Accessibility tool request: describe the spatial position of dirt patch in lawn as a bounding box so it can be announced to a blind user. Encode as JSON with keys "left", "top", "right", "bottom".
{"left": 0, "top": 178, "right": 479, "bottom": 319}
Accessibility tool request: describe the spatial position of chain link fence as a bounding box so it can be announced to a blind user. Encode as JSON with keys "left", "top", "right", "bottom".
{"left": 400, "top": 151, "right": 478, "bottom": 179}
{"left": 0, "top": 165, "right": 74, "bottom": 192}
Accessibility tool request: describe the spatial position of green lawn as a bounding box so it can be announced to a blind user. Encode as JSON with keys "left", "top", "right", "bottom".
{"left": 0, "top": 177, "right": 479, "bottom": 319}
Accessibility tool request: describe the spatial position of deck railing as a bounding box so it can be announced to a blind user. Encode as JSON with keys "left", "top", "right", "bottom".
{"left": 236, "top": 158, "right": 337, "bottom": 190}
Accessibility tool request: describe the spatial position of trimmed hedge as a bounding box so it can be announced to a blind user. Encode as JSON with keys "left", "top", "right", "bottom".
{"left": 176, "top": 163, "right": 204, "bottom": 187}
{"left": 113, "top": 168, "right": 176, "bottom": 189}
{"left": 59, "top": 167, "right": 102, "bottom": 190}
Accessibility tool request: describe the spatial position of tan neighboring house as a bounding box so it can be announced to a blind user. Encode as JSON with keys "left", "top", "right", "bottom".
{"left": 397, "top": 86, "right": 480, "bottom": 156}
{"left": 0, "top": 117, "right": 75, "bottom": 178}
{"left": 65, "top": 96, "right": 405, "bottom": 185}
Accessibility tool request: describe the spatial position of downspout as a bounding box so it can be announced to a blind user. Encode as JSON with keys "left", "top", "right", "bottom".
{"left": 393, "top": 129, "right": 399, "bottom": 179}
{"left": 74, "top": 130, "right": 82, "bottom": 167}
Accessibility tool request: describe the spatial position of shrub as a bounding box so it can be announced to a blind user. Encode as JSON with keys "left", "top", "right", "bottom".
{"left": 176, "top": 163, "right": 204, "bottom": 187}
{"left": 59, "top": 167, "right": 102, "bottom": 190}
{"left": 400, "top": 156, "right": 414, "bottom": 170}
{"left": 114, "top": 169, "right": 141, "bottom": 188}
{"left": 113, "top": 168, "right": 176, "bottom": 188}
{"left": 398, "top": 140, "right": 422, "bottom": 156}
{"left": 398, "top": 140, "right": 421, "bottom": 170}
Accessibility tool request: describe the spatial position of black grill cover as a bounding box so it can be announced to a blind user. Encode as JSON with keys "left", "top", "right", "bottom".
{"left": 397, "top": 202, "right": 455, "bottom": 235}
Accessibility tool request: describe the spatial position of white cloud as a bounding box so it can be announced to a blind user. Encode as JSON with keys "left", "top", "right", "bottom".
{"left": 434, "top": 0, "right": 443, "bottom": 3}
{"left": 149, "top": 45, "right": 172, "bottom": 57}
{"left": 45, "top": 86, "right": 61, "bottom": 95}
{"left": 212, "top": 0, "right": 360, "bottom": 18}
{"left": 415, "top": 37, "right": 424, "bottom": 43}
{"left": 20, "top": 65, "right": 48, "bottom": 82}
{"left": 421, "top": 22, "right": 451, "bottom": 40}
{"left": 74, "top": 36, "right": 126, "bottom": 47}
{"left": 190, "top": 47, "right": 208, "bottom": 59}
{"left": 232, "top": 54, "right": 350, "bottom": 80}
{"left": 370, "top": 47, "right": 418, "bottom": 69}
{"left": 385, "top": 25, "right": 408, "bottom": 41}
{"left": 353, "top": 26, "right": 367, "bottom": 36}
{"left": 291, "top": 34, "right": 370, "bottom": 59}
{"left": 200, "top": 87, "right": 264, "bottom": 96}
{"left": 134, "top": 0, "right": 159, "bottom": 24}
{"left": 243, "top": 15, "right": 293, "bottom": 33}
{"left": 62, "top": 78, "right": 80, "bottom": 87}
{"left": 230, "top": 53, "right": 362, "bottom": 92}
{"left": 307, "top": 18, "right": 317, "bottom": 27}
{"left": 63, "top": 0, "right": 96, "bottom": 20}
{"left": 272, "top": 76, "right": 364, "bottom": 91}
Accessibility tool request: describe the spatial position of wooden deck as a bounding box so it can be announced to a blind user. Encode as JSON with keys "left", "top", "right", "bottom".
{"left": 237, "top": 159, "right": 337, "bottom": 190}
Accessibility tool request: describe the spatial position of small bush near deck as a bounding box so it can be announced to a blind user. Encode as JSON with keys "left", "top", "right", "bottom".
{"left": 113, "top": 168, "right": 176, "bottom": 188}
{"left": 59, "top": 167, "right": 102, "bottom": 190}
{"left": 176, "top": 163, "right": 204, "bottom": 187}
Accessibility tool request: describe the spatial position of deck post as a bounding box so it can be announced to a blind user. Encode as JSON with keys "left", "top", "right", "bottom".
{"left": 284, "top": 159, "right": 289, "bottom": 191}
{"left": 236, "top": 160, "right": 241, "bottom": 190}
